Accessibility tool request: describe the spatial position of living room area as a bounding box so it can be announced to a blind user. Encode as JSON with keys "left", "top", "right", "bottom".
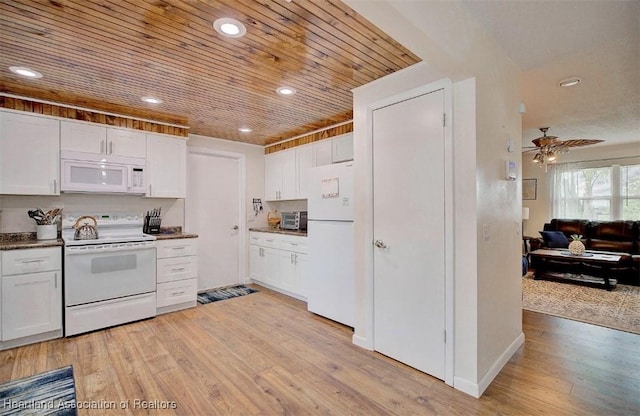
{"left": 520, "top": 140, "right": 639, "bottom": 335}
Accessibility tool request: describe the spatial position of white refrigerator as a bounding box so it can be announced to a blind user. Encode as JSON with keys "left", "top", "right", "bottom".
{"left": 307, "top": 161, "right": 354, "bottom": 327}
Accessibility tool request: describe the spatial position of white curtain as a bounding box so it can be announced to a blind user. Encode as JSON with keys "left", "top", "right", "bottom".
{"left": 550, "top": 162, "right": 576, "bottom": 219}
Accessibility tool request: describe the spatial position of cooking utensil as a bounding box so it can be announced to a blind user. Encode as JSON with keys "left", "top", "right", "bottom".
{"left": 73, "top": 216, "right": 99, "bottom": 240}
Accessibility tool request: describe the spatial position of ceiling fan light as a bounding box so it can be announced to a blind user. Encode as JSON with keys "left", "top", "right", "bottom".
{"left": 547, "top": 153, "right": 556, "bottom": 162}
{"left": 533, "top": 154, "right": 543, "bottom": 163}
{"left": 559, "top": 77, "right": 581, "bottom": 87}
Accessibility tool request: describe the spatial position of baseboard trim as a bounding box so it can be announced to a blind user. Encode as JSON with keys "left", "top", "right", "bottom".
{"left": 352, "top": 333, "right": 373, "bottom": 350}
{"left": 454, "top": 332, "right": 525, "bottom": 398}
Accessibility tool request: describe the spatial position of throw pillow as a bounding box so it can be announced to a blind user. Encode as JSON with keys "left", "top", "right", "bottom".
{"left": 539, "top": 230, "right": 570, "bottom": 248}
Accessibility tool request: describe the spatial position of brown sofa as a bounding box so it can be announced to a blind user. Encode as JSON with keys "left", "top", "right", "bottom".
{"left": 530, "top": 219, "right": 640, "bottom": 286}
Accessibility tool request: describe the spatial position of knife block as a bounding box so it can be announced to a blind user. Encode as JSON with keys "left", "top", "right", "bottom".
{"left": 143, "top": 215, "right": 162, "bottom": 234}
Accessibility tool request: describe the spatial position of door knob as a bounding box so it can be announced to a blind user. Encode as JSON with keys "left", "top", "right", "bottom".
{"left": 232, "top": 225, "right": 239, "bottom": 230}
{"left": 374, "top": 240, "right": 387, "bottom": 248}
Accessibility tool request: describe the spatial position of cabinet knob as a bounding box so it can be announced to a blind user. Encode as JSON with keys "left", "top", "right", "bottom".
{"left": 232, "top": 225, "right": 239, "bottom": 230}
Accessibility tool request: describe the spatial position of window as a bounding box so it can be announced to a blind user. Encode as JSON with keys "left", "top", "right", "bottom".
{"left": 551, "top": 162, "right": 640, "bottom": 221}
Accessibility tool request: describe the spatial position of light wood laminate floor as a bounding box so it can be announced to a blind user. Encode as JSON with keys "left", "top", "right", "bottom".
{"left": 1, "top": 285, "right": 638, "bottom": 415}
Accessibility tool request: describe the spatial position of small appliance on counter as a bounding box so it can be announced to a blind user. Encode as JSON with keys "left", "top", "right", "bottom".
{"left": 281, "top": 211, "right": 308, "bottom": 230}
{"left": 144, "top": 208, "right": 162, "bottom": 234}
{"left": 73, "top": 215, "right": 99, "bottom": 240}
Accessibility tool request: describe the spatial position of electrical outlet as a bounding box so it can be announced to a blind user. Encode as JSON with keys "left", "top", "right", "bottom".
{"left": 483, "top": 224, "right": 490, "bottom": 241}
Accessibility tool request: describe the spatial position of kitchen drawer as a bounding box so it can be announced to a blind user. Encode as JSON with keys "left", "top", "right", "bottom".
{"left": 157, "top": 256, "right": 198, "bottom": 283}
{"left": 156, "top": 239, "right": 197, "bottom": 259}
{"left": 249, "top": 232, "right": 281, "bottom": 248}
{"left": 1, "top": 247, "right": 61, "bottom": 276}
{"left": 261, "top": 235, "right": 280, "bottom": 249}
{"left": 280, "top": 236, "right": 308, "bottom": 254}
{"left": 249, "top": 232, "right": 265, "bottom": 246}
{"left": 156, "top": 278, "right": 197, "bottom": 308}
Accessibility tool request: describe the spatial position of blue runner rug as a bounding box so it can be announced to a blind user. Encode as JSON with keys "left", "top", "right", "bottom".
{"left": 197, "top": 285, "right": 259, "bottom": 305}
{"left": 0, "top": 365, "right": 77, "bottom": 415}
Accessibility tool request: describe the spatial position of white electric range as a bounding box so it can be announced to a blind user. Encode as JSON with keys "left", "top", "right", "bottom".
{"left": 62, "top": 214, "right": 157, "bottom": 336}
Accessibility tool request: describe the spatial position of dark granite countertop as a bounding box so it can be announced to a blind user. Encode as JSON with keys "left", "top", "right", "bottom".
{"left": 0, "top": 233, "right": 64, "bottom": 250}
{"left": 153, "top": 227, "right": 198, "bottom": 240}
{"left": 249, "top": 227, "right": 307, "bottom": 237}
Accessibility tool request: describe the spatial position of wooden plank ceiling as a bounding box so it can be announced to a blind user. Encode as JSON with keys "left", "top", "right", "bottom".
{"left": 0, "top": 0, "right": 420, "bottom": 145}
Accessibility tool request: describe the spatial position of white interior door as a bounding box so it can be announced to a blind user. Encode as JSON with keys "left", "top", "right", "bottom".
{"left": 372, "top": 89, "right": 446, "bottom": 380}
{"left": 187, "top": 150, "right": 242, "bottom": 290}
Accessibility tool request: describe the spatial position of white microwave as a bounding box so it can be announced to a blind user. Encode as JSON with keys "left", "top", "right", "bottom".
{"left": 61, "top": 150, "right": 146, "bottom": 194}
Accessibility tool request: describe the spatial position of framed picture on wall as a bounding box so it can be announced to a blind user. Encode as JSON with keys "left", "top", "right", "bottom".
{"left": 523, "top": 178, "right": 537, "bottom": 200}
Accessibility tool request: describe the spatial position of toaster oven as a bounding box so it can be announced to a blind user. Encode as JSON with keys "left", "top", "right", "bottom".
{"left": 280, "top": 211, "right": 308, "bottom": 230}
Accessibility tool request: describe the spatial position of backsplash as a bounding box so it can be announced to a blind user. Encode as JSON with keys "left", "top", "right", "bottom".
{"left": 265, "top": 200, "right": 308, "bottom": 215}
{"left": 0, "top": 194, "right": 184, "bottom": 233}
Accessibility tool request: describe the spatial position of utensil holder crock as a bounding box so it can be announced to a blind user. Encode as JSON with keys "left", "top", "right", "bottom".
{"left": 36, "top": 224, "right": 57, "bottom": 240}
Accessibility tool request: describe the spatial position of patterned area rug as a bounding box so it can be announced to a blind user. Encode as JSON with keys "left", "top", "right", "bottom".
{"left": 0, "top": 366, "right": 77, "bottom": 415}
{"left": 522, "top": 273, "right": 640, "bottom": 335}
{"left": 197, "top": 285, "right": 259, "bottom": 305}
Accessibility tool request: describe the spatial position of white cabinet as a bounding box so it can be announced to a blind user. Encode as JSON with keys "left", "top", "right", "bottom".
{"left": 296, "top": 144, "right": 313, "bottom": 199}
{"left": 0, "top": 111, "right": 60, "bottom": 195}
{"left": 332, "top": 133, "right": 354, "bottom": 163}
{"left": 248, "top": 231, "right": 308, "bottom": 299}
{"left": 156, "top": 238, "right": 198, "bottom": 314}
{"left": 264, "top": 134, "right": 353, "bottom": 201}
{"left": 265, "top": 149, "right": 296, "bottom": 201}
{"left": 60, "top": 120, "right": 106, "bottom": 154}
{"left": 313, "top": 140, "right": 333, "bottom": 167}
{"left": 146, "top": 133, "right": 187, "bottom": 198}
{"left": 61, "top": 120, "right": 146, "bottom": 158}
{"left": 107, "top": 128, "right": 146, "bottom": 158}
{"left": 1, "top": 247, "right": 62, "bottom": 347}
{"left": 265, "top": 145, "right": 315, "bottom": 201}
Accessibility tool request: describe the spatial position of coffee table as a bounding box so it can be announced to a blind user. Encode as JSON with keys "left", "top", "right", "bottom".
{"left": 529, "top": 249, "right": 622, "bottom": 290}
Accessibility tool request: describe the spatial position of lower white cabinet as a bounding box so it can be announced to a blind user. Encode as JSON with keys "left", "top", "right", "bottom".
{"left": 1, "top": 247, "right": 62, "bottom": 349}
{"left": 156, "top": 238, "right": 198, "bottom": 314}
{"left": 249, "top": 232, "right": 308, "bottom": 300}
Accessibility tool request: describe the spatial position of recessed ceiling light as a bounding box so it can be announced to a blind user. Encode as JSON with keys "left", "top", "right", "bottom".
{"left": 141, "top": 96, "right": 162, "bottom": 104}
{"left": 213, "top": 18, "right": 246, "bottom": 38}
{"left": 9, "top": 66, "right": 42, "bottom": 79}
{"left": 239, "top": 127, "right": 252, "bottom": 133}
{"left": 276, "top": 86, "right": 296, "bottom": 96}
{"left": 559, "top": 77, "right": 581, "bottom": 87}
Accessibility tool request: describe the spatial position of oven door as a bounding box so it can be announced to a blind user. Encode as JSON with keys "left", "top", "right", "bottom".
{"left": 64, "top": 245, "right": 156, "bottom": 306}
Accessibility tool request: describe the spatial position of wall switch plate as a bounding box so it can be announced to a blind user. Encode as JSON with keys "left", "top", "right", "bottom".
{"left": 483, "top": 224, "right": 490, "bottom": 242}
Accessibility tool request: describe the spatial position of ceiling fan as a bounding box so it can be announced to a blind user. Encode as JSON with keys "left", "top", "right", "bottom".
{"left": 523, "top": 127, "right": 604, "bottom": 171}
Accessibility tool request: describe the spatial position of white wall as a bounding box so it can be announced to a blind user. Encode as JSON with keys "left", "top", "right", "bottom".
{"left": 346, "top": 0, "right": 524, "bottom": 397}
{"left": 522, "top": 142, "right": 640, "bottom": 236}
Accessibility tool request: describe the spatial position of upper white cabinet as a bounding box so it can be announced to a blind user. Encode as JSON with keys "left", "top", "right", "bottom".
{"left": 61, "top": 120, "right": 146, "bottom": 158}
{"left": 146, "top": 133, "right": 187, "bottom": 198}
{"left": 106, "top": 128, "right": 146, "bottom": 158}
{"left": 265, "top": 148, "right": 296, "bottom": 201}
{"left": 296, "top": 144, "right": 313, "bottom": 199}
{"left": 265, "top": 134, "right": 353, "bottom": 201}
{"left": 313, "top": 140, "right": 332, "bottom": 166}
{"left": 331, "top": 133, "right": 354, "bottom": 163}
{"left": 0, "top": 111, "right": 60, "bottom": 195}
